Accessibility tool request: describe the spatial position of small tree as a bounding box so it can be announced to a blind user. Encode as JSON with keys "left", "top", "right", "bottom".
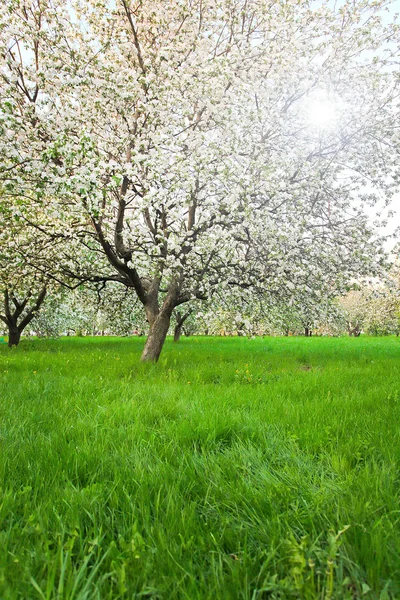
{"left": 0, "top": 285, "right": 47, "bottom": 347}
{"left": 173, "top": 308, "right": 193, "bottom": 342}
{"left": 0, "top": 197, "right": 49, "bottom": 346}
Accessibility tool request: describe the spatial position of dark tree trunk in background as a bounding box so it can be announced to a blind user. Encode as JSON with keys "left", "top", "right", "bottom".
{"left": 174, "top": 324, "right": 182, "bottom": 343}
{"left": 8, "top": 325, "right": 21, "bottom": 347}
{"left": 305, "top": 327, "right": 310, "bottom": 337}
{"left": 173, "top": 310, "right": 192, "bottom": 343}
{"left": 1, "top": 286, "right": 47, "bottom": 348}
{"left": 348, "top": 325, "right": 361, "bottom": 337}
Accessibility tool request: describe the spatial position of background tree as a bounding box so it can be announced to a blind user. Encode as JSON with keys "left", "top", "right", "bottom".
{"left": 173, "top": 308, "right": 194, "bottom": 343}
{"left": 32, "top": 284, "right": 147, "bottom": 337}
{"left": 0, "top": 197, "right": 49, "bottom": 346}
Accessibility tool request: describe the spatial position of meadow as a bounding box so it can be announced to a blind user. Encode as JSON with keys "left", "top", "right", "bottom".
{"left": 0, "top": 335, "right": 399, "bottom": 599}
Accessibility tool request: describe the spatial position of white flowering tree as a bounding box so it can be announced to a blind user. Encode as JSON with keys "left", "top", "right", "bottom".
{"left": 363, "top": 294, "right": 400, "bottom": 336}
{"left": 338, "top": 260, "right": 400, "bottom": 336}
{"left": 1, "top": 0, "right": 399, "bottom": 360}
{"left": 337, "top": 289, "right": 369, "bottom": 336}
{"left": 0, "top": 197, "right": 48, "bottom": 346}
{"left": 31, "top": 284, "right": 147, "bottom": 337}
{"left": 0, "top": 280, "right": 47, "bottom": 346}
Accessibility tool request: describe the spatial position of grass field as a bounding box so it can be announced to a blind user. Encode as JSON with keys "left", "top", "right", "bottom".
{"left": 0, "top": 335, "right": 400, "bottom": 599}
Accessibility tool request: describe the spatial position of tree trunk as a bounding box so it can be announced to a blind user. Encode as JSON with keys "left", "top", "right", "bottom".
{"left": 8, "top": 325, "right": 21, "bottom": 347}
{"left": 174, "top": 323, "right": 182, "bottom": 343}
{"left": 173, "top": 310, "right": 191, "bottom": 343}
{"left": 348, "top": 325, "right": 360, "bottom": 337}
{"left": 141, "top": 311, "right": 172, "bottom": 362}
{"left": 305, "top": 327, "right": 310, "bottom": 337}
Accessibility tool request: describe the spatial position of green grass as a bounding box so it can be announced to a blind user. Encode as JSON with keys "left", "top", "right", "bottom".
{"left": 0, "top": 335, "right": 400, "bottom": 599}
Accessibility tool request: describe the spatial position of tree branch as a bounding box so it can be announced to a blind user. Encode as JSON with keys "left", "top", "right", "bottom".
{"left": 18, "top": 286, "right": 47, "bottom": 332}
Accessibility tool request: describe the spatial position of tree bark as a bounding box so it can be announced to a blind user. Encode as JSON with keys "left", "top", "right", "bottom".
{"left": 8, "top": 325, "right": 21, "bottom": 347}
{"left": 141, "top": 311, "right": 172, "bottom": 362}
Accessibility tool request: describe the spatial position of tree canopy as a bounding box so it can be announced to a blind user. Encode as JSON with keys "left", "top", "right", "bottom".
{"left": 1, "top": 0, "right": 399, "bottom": 358}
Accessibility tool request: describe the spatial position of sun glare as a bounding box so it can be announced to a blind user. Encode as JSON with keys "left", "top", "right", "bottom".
{"left": 306, "top": 94, "right": 339, "bottom": 128}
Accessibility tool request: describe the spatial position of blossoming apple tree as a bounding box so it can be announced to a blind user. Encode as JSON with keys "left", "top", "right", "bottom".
{"left": 0, "top": 194, "right": 49, "bottom": 346}
{"left": 1, "top": 0, "right": 399, "bottom": 359}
